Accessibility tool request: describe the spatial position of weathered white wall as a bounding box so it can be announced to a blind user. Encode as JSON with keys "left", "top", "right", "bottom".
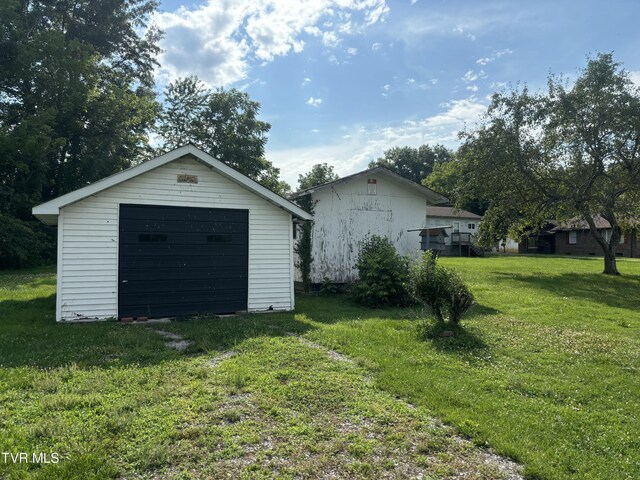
{"left": 58, "top": 155, "right": 294, "bottom": 321}
{"left": 299, "top": 173, "right": 431, "bottom": 283}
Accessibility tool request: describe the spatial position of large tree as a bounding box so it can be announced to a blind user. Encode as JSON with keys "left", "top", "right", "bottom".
{"left": 0, "top": 0, "right": 161, "bottom": 267}
{"left": 157, "top": 76, "right": 290, "bottom": 196}
{"left": 458, "top": 53, "right": 640, "bottom": 274}
{"left": 0, "top": 0, "right": 161, "bottom": 218}
{"left": 369, "top": 144, "right": 453, "bottom": 184}
{"left": 297, "top": 163, "right": 339, "bottom": 191}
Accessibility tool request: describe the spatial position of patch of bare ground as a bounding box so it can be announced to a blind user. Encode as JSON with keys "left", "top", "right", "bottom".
{"left": 154, "top": 336, "right": 523, "bottom": 479}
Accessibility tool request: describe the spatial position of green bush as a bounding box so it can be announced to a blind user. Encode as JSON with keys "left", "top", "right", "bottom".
{"left": 0, "top": 214, "right": 56, "bottom": 269}
{"left": 351, "top": 235, "right": 409, "bottom": 307}
{"left": 408, "top": 250, "right": 475, "bottom": 325}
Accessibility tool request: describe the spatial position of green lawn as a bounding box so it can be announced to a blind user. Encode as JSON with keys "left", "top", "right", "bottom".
{"left": 1, "top": 256, "right": 639, "bottom": 479}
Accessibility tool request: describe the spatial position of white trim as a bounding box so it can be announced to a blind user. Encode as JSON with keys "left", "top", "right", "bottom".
{"left": 55, "top": 209, "right": 64, "bottom": 322}
{"left": 115, "top": 204, "right": 121, "bottom": 320}
{"left": 289, "top": 213, "right": 295, "bottom": 309}
{"left": 33, "top": 145, "right": 312, "bottom": 223}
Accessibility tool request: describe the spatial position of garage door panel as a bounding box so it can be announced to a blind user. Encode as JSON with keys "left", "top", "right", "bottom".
{"left": 119, "top": 277, "right": 248, "bottom": 294}
{"left": 119, "top": 288, "right": 247, "bottom": 305}
{"left": 121, "top": 299, "right": 248, "bottom": 318}
{"left": 118, "top": 204, "right": 248, "bottom": 318}
{"left": 119, "top": 243, "right": 248, "bottom": 258}
{"left": 120, "top": 205, "right": 248, "bottom": 223}
{"left": 120, "top": 265, "right": 248, "bottom": 281}
{"left": 119, "top": 256, "right": 247, "bottom": 270}
{"left": 119, "top": 219, "right": 248, "bottom": 235}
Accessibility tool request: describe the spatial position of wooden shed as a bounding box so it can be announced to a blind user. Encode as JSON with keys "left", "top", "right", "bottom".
{"left": 32, "top": 145, "right": 312, "bottom": 322}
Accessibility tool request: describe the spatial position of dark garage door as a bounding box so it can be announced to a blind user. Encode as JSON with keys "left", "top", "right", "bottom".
{"left": 118, "top": 204, "right": 248, "bottom": 318}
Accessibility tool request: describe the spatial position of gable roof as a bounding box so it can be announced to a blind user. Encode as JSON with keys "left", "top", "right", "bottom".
{"left": 290, "top": 166, "right": 449, "bottom": 205}
{"left": 552, "top": 215, "right": 611, "bottom": 231}
{"left": 32, "top": 144, "right": 313, "bottom": 225}
{"left": 427, "top": 206, "right": 482, "bottom": 220}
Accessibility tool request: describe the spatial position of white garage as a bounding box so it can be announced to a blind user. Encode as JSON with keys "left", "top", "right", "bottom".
{"left": 32, "top": 145, "right": 312, "bottom": 322}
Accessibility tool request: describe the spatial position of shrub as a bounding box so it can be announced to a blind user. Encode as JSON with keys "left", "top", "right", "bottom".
{"left": 351, "top": 235, "right": 409, "bottom": 307}
{"left": 320, "top": 277, "right": 338, "bottom": 295}
{"left": 0, "top": 214, "right": 56, "bottom": 269}
{"left": 443, "top": 268, "right": 475, "bottom": 325}
{"left": 408, "top": 251, "right": 448, "bottom": 322}
{"left": 408, "top": 250, "right": 475, "bottom": 325}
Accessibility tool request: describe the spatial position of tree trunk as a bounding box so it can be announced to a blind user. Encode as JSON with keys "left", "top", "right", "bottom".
{"left": 602, "top": 248, "right": 619, "bottom": 275}
{"left": 583, "top": 212, "right": 621, "bottom": 275}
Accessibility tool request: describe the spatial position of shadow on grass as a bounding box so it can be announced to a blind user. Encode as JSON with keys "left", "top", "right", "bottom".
{"left": 494, "top": 272, "right": 640, "bottom": 310}
{"left": 0, "top": 295, "right": 315, "bottom": 369}
{"left": 416, "top": 315, "right": 489, "bottom": 360}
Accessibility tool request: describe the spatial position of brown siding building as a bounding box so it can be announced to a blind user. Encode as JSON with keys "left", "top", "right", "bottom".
{"left": 518, "top": 217, "right": 639, "bottom": 258}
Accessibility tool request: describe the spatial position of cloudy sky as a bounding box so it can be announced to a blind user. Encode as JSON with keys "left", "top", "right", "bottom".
{"left": 153, "top": 0, "right": 640, "bottom": 187}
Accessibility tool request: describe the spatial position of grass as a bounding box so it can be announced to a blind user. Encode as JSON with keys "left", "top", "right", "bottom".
{"left": 0, "top": 266, "right": 517, "bottom": 479}
{"left": 1, "top": 255, "right": 639, "bottom": 479}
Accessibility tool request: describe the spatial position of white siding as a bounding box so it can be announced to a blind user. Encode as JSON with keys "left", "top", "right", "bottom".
{"left": 300, "top": 174, "right": 430, "bottom": 283}
{"left": 58, "top": 155, "right": 293, "bottom": 321}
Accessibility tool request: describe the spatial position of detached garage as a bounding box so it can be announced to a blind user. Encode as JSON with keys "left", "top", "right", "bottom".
{"left": 32, "top": 145, "right": 312, "bottom": 322}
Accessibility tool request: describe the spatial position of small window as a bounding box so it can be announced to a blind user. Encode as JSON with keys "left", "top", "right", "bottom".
{"left": 569, "top": 231, "right": 577, "bottom": 245}
{"left": 367, "top": 178, "right": 377, "bottom": 195}
{"left": 292, "top": 224, "right": 297, "bottom": 240}
{"left": 138, "top": 234, "right": 167, "bottom": 242}
{"left": 468, "top": 223, "right": 476, "bottom": 230}
{"left": 207, "top": 234, "right": 232, "bottom": 243}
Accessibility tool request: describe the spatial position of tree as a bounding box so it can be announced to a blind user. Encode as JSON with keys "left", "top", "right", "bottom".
{"left": 293, "top": 163, "right": 339, "bottom": 291}
{"left": 0, "top": 0, "right": 161, "bottom": 266}
{"left": 0, "top": 0, "right": 161, "bottom": 216}
{"left": 459, "top": 53, "right": 640, "bottom": 274}
{"left": 157, "top": 76, "right": 290, "bottom": 196}
{"left": 423, "top": 159, "right": 487, "bottom": 215}
{"left": 369, "top": 144, "right": 453, "bottom": 184}
{"left": 297, "top": 163, "right": 339, "bottom": 191}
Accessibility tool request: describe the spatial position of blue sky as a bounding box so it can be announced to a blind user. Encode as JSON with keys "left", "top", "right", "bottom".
{"left": 153, "top": 0, "right": 640, "bottom": 187}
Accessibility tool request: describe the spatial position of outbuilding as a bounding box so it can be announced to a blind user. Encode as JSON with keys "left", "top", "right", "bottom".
{"left": 291, "top": 167, "right": 449, "bottom": 284}
{"left": 33, "top": 145, "right": 312, "bottom": 322}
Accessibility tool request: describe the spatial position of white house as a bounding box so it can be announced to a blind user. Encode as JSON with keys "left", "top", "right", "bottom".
{"left": 420, "top": 206, "right": 483, "bottom": 256}
{"left": 291, "top": 167, "right": 449, "bottom": 284}
{"left": 32, "top": 145, "right": 312, "bottom": 322}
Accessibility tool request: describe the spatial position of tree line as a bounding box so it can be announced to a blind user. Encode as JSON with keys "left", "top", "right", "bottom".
{"left": 1, "top": 2, "right": 638, "bottom": 275}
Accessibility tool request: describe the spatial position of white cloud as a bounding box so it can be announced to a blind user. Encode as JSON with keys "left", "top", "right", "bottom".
{"left": 311, "top": 129, "right": 321, "bottom": 133}
{"left": 322, "top": 31, "right": 341, "bottom": 47}
{"left": 267, "top": 97, "right": 487, "bottom": 186}
{"left": 466, "top": 85, "right": 478, "bottom": 92}
{"left": 302, "top": 77, "right": 311, "bottom": 86}
{"left": 371, "top": 42, "right": 382, "bottom": 51}
{"left": 346, "top": 47, "right": 358, "bottom": 56}
{"left": 383, "top": 84, "right": 391, "bottom": 91}
{"left": 307, "top": 96, "right": 323, "bottom": 107}
{"left": 476, "top": 48, "right": 513, "bottom": 66}
{"left": 462, "top": 70, "right": 478, "bottom": 82}
{"left": 462, "top": 70, "right": 487, "bottom": 83}
{"left": 629, "top": 71, "right": 640, "bottom": 86}
{"left": 153, "top": 0, "right": 389, "bottom": 87}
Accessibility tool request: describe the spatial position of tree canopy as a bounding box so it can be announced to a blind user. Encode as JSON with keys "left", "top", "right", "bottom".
{"left": 297, "top": 163, "right": 339, "bottom": 191}
{"left": 455, "top": 53, "right": 640, "bottom": 274}
{"left": 156, "top": 76, "right": 290, "bottom": 196}
{"left": 0, "top": 0, "right": 161, "bottom": 266}
{"left": 369, "top": 144, "right": 453, "bottom": 184}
